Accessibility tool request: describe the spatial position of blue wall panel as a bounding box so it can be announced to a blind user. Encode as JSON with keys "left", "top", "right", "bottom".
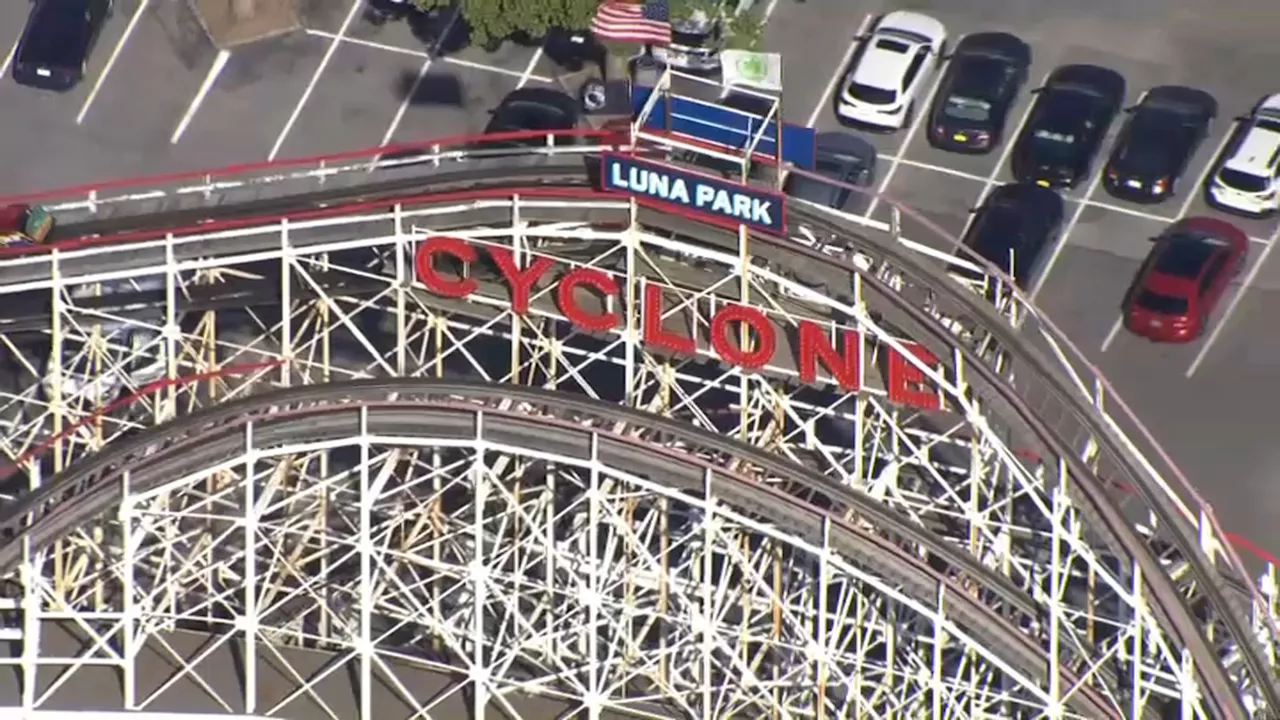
{"left": 632, "top": 87, "right": 817, "bottom": 170}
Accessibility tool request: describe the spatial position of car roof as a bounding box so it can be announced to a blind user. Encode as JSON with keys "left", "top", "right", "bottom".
{"left": 20, "top": 0, "right": 96, "bottom": 65}
{"left": 1224, "top": 122, "right": 1280, "bottom": 174}
{"left": 852, "top": 36, "right": 917, "bottom": 88}
{"left": 1146, "top": 218, "right": 1242, "bottom": 287}
{"left": 876, "top": 10, "right": 946, "bottom": 41}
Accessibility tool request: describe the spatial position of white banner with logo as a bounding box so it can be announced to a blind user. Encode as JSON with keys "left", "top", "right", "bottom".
{"left": 720, "top": 50, "right": 783, "bottom": 92}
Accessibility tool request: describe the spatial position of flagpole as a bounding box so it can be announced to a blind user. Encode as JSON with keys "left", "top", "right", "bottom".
{"left": 776, "top": 57, "right": 785, "bottom": 192}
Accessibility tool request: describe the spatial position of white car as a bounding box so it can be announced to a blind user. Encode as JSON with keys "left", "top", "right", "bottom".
{"left": 1208, "top": 94, "right": 1280, "bottom": 217}
{"left": 836, "top": 11, "right": 947, "bottom": 130}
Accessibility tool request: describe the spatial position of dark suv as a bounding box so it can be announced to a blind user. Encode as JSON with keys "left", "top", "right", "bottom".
{"left": 12, "top": 0, "right": 113, "bottom": 91}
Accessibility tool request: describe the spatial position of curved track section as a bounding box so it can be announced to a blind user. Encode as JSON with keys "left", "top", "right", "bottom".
{"left": 0, "top": 131, "right": 1274, "bottom": 716}
{"left": 0, "top": 380, "right": 1118, "bottom": 718}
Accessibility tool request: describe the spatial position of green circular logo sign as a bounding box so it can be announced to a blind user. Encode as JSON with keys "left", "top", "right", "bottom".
{"left": 735, "top": 54, "right": 768, "bottom": 83}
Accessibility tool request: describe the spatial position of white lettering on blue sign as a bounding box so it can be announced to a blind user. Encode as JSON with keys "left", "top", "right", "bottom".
{"left": 607, "top": 159, "right": 776, "bottom": 228}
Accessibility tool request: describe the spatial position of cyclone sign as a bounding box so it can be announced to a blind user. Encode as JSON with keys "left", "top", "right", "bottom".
{"left": 413, "top": 236, "right": 944, "bottom": 411}
{"left": 600, "top": 153, "right": 787, "bottom": 235}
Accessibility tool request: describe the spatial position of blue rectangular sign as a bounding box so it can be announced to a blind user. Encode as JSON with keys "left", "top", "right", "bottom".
{"left": 631, "top": 87, "right": 818, "bottom": 170}
{"left": 600, "top": 153, "right": 787, "bottom": 235}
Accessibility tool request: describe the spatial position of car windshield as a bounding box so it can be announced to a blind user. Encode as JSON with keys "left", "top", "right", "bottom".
{"left": 1218, "top": 167, "right": 1270, "bottom": 193}
{"left": 1154, "top": 235, "right": 1218, "bottom": 279}
{"left": 1256, "top": 117, "right": 1280, "bottom": 133}
{"left": 1136, "top": 289, "right": 1189, "bottom": 315}
{"left": 943, "top": 95, "right": 992, "bottom": 122}
{"left": 847, "top": 82, "right": 897, "bottom": 105}
{"left": 874, "top": 38, "right": 911, "bottom": 54}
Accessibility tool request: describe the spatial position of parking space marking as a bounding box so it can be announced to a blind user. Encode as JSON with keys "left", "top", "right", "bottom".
{"left": 1174, "top": 128, "right": 1235, "bottom": 219}
{"left": 1185, "top": 224, "right": 1280, "bottom": 378}
{"left": 515, "top": 47, "right": 544, "bottom": 89}
{"left": 376, "top": 12, "right": 463, "bottom": 151}
{"left": 269, "top": 0, "right": 364, "bottom": 161}
{"left": 1100, "top": 317, "right": 1124, "bottom": 352}
{"left": 1030, "top": 170, "right": 1108, "bottom": 299}
{"left": 804, "top": 14, "right": 869, "bottom": 128}
{"left": 171, "top": 50, "right": 230, "bottom": 145}
{"left": 864, "top": 48, "right": 954, "bottom": 218}
{"left": 304, "top": 29, "right": 553, "bottom": 83}
{"left": 957, "top": 72, "right": 1049, "bottom": 239}
{"left": 0, "top": 34, "right": 19, "bottom": 78}
{"left": 883, "top": 153, "right": 1271, "bottom": 246}
{"left": 76, "top": 0, "right": 150, "bottom": 125}
{"left": 439, "top": 53, "right": 547, "bottom": 81}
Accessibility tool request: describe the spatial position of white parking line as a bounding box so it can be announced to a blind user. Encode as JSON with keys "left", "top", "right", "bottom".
{"left": 0, "top": 35, "right": 19, "bottom": 79}
{"left": 1029, "top": 169, "right": 1109, "bottom": 300}
{"left": 269, "top": 0, "right": 364, "bottom": 161}
{"left": 170, "top": 50, "right": 230, "bottom": 145}
{"left": 889, "top": 154, "right": 1270, "bottom": 246}
{"left": 515, "top": 48, "right": 544, "bottom": 89}
{"left": 304, "top": 29, "right": 554, "bottom": 83}
{"left": 376, "top": 12, "right": 463, "bottom": 150}
{"left": 803, "top": 14, "right": 870, "bottom": 130}
{"left": 1184, "top": 224, "right": 1280, "bottom": 377}
{"left": 863, "top": 44, "right": 953, "bottom": 219}
{"left": 76, "top": 0, "right": 150, "bottom": 125}
{"left": 1173, "top": 127, "right": 1234, "bottom": 219}
{"left": 957, "top": 72, "right": 1048, "bottom": 239}
{"left": 1100, "top": 317, "right": 1124, "bottom": 352}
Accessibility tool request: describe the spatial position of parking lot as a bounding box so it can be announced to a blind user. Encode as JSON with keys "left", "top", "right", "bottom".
{"left": 0, "top": 0, "right": 579, "bottom": 192}
{"left": 774, "top": 0, "right": 1280, "bottom": 568}
{"left": 2, "top": 0, "right": 1279, "bottom": 566}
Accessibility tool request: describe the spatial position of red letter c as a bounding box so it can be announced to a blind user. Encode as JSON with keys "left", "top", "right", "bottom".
{"left": 414, "top": 236, "right": 477, "bottom": 297}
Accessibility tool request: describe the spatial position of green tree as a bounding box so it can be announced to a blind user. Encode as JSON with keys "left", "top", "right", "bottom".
{"left": 411, "top": 0, "right": 764, "bottom": 53}
{"left": 412, "top": 0, "right": 597, "bottom": 48}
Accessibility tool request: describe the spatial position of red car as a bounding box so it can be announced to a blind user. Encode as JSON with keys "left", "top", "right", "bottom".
{"left": 1125, "top": 217, "right": 1248, "bottom": 342}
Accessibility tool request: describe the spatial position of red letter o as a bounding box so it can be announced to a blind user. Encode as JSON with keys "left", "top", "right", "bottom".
{"left": 710, "top": 304, "right": 776, "bottom": 370}
{"left": 558, "top": 268, "right": 620, "bottom": 332}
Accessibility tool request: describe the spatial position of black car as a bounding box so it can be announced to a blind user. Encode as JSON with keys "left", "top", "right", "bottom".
{"left": 364, "top": 0, "right": 415, "bottom": 24}
{"left": 926, "top": 32, "right": 1031, "bottom": 154}
{"left": 1010, "top": 64, "right": 1126, "bottom": 189}
{"left": 1102, "top": 86, "right": 1217, "bottom": 203}
{"left": 783, "top": 132, "right": 877, "bottom": 213}
{"left": 949, "top": 183, "right": 1065, "bottom": 290}
{"left": 483, "top": 88, "right": 581, "bottom": 148}
{"left": 543, "top": 27, "right": 606, "bottom": 73}
{"left": 12, "top": 0, "right": 112, "bottom": 91}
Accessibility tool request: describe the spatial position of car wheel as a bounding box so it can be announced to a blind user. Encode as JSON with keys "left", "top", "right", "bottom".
{"left": 902, "top": 103, "right": 914, "bottom": 130}
{"left": 1235, "top": 254, "right": 1246, "bottom": 276}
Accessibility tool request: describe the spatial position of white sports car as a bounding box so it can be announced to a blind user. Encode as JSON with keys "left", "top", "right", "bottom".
{"left": 836, "top": 11, "right": 948, "bottom": 130}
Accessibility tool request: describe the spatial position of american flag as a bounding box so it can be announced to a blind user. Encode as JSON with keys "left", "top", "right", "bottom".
{"left": 590, "top": 0, "right": 672, "bottom": 45}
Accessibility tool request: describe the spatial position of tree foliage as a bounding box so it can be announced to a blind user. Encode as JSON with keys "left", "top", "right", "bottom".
{"left": 722, "top": 7, "right": 764, "bottom": 50}
{"left": 413, "top": 0, "right": 597, "bottom": 47}
{"left": 411, "top": 0, "right": 765, "bottom": 54}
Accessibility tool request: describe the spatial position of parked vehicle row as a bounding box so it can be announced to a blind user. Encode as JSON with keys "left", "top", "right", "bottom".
{"left": 835, "top": 13, "right": 1280, "bottom": 218}
{"left": 827, "top": 12, "right": 1274, "bottom": 345}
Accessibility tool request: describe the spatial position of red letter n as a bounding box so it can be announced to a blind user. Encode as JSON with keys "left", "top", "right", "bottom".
{"left": 797, "top": 321, "right": 860, "bottom": 392}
